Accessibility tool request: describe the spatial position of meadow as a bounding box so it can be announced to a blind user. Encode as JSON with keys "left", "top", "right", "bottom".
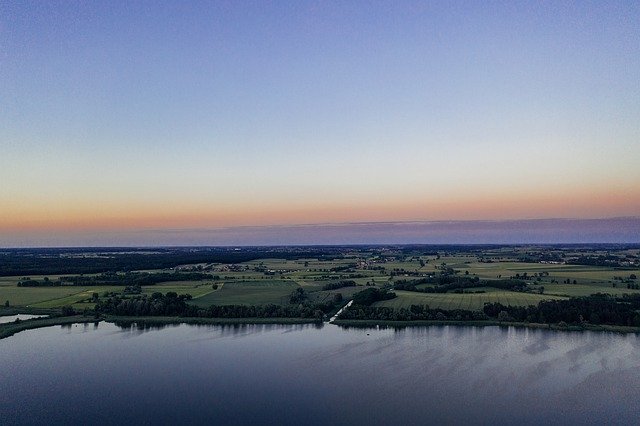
{"left": 1, "top": 246, "right": 638, "bottom": 315}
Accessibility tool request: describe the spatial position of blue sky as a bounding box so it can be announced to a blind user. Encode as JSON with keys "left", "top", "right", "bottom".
{"left": 1, "top": 1, "right": 639, "bottom": 245}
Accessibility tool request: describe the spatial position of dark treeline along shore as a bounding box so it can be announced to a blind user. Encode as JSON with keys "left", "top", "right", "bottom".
{"left": 1, "top": 244, "right": 640, "bottom": 338}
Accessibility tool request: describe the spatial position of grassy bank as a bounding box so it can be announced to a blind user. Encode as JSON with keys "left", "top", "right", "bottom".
{"left": 0, "top": 306, "right": 60, "bottom": 316}
{"left": 0, "top": 315, "right": 96, "bottom": 340}
{"left": 3, "top": 314, "right": 637, "bottom": 340}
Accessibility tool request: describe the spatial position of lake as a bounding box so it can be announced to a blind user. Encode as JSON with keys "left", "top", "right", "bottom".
{"left": 1, "top": 322, "right": 639, "bottom": 425}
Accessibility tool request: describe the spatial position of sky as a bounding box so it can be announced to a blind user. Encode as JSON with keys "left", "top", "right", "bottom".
{"left": 1, "top": 1, "right": 639, "bottom": 246}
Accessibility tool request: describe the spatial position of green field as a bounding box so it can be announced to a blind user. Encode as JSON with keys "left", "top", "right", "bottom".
{"left": 189, "top": 280, "right": 299, "bottom": 307}
{"left": 141, "top": 281, "right": 218, "bottom": 298}
{"left": 540, "top": 283, "right": 640, "bottom": 297}
{"left": 374, "top": 290, "right": 566, "bottom": 311}
{"left": 0, "top": 284, "right": 123, "bottom": 308}
{"left": 448, "top": 261, "right": 640, "bottom": 284}
{"left": 2, "top": 248, "right": 638, "bottom": 312}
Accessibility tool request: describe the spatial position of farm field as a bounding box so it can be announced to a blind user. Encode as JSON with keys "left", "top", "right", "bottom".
{"left": 540, "top": 283, "right": 640, "bottom": 297}
{"left": 2, "top": 246, "right": 639, "bottom": 313}
{"left": 189, "top": 280, "right": 299, "bottom": 307}
{"left": 141, "top": 281, "right": 217, "bottom": 298}
{"left": 0, "top": 282, "right": 123, "bottom": 308}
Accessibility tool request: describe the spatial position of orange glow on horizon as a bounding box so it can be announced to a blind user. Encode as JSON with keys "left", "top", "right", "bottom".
{"left": 2, "top": 186, "right": 639, "bottom": 233}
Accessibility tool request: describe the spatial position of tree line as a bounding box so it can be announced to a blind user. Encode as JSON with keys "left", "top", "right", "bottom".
{"left": 338, "top": 294, "right": 640, "bottom": 327}
{"left": 482, "top": 293, "right": 640, "bottom": 326}
{"left": 322, "top": 280, "right": 357, "bottom": 291}
{"left": 393, "top": 277, "right": 532, "bottom": 293}
{"left": 17, "top": 272, "right": 213, "bottom": 287}
{"left": 94, "top": 292, "right": 344, "bottom": 321}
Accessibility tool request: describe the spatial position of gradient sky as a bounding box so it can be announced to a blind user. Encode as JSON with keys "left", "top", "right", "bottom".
{"left": 1, "top": 1, "right": 639, "bottom": 246}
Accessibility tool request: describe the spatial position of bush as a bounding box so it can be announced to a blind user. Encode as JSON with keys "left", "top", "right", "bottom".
{"left": 497, "top": 311, "right": 512, "bottom": 322}
{"left": 61, "top": 306, "right": 76, "bottom": 316}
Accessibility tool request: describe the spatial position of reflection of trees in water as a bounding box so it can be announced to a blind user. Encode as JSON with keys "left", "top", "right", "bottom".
{"left": 60, "top": 321, "right": 101, "bottom": 331}
{"left": 111, "top": 321, "right": 324, "bottom": 336}
{"left": 113, "top": 320, "right": 177, "bottom": 333}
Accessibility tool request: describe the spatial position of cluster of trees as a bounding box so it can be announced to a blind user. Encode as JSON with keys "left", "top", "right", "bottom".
{"left": 17, "top": 272, "right": 213, "bottom": 287}
{"left": 198, "top": 304, "right": 328, "bottom": 320}
{"left": 517, "top": 252, "right": 564, "bottom": 263}
{"left": 389, "top": 270, "right": 426, "bottom": 277}
{"left": 59, "top": 272, "right": 213, "bottom": 286}
{"left": 566, "top": 255, "right": 628, "bottom": 268}
{"left": 1, "top": 247, "right": 356, "bottom": 276}
{"left": 322, "top": 280, "right": 356, "bottom": 291}
{"left": 1, "top": 249, "right": 267, "bottom": 276}
{"left": 329, "top": 264, "right": 357, "bottom": 272}
{"left": 123, "top": 284, "right": 142, "bottom": 294}
{"left": 338, "top": 305, "right": 487, "bottom": 322}
{"left": 95, "top": 292, "right": 344, "bottom": 320}
{"left": 351, "top": 288, "right": 396, "bottom": 306}
{"left": 338, "top": 294, "right": 640, "bottom": 327}
{"left": 95, "top": 292, "right": 193, "bottom": 316}
{"left": 393, "top": 277, "right": 531, "bottom": 294}
{"left": 289, "top": 288, "right": 307, "bottom": 304}
{"left": 17, "top": 277, "right": 59, "bottom": 287}
{"left": 483, "top": 294, "right": 640, "bottom": 326}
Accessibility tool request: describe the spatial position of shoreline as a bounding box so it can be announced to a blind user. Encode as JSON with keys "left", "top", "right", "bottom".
{"left": 3, "top": 314, "right": 640, "bottom": 340}
{"left": 0, "top": 315, "right": 321, "bottom": 339}
{"left": 332, "top": 319, "right": 640, "bottom": 333}
{"left": 104, "top": 316, "right": 321, "bottom": 326}
{"left": 0, "top": 315, "right": 97, "bottom": 340}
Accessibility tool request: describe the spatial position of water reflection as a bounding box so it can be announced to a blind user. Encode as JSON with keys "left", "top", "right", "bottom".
{"left": 1, "top": 323, "right": 640, "bottom": 425}
{"left": 111, "top": 320, "right": 324, "bottom": 337}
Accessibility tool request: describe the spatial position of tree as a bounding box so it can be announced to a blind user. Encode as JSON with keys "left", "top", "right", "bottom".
{"left": 289, "top": 288, "right": 306, "bottom": 304}
{"left": 4, "top": 300, "right": 8, "bottom": 307}
{"left": 497, "top": 311, "right": 511, "bottom": 322}
{"left": 61, "top": 306, "right": 76, "bottom": 316}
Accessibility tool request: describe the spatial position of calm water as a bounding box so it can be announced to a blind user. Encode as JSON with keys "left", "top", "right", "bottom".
{"left": 2, "top": 322, "right": 640, "bottom": 425}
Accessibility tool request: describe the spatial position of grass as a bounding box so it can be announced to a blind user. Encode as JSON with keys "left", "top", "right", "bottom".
{"left": 141, "top": 283, "right": 217, "bottom": 298}
{"left": 0, "top": 280, "right": 217, "bottom": 309}
{"left": 189, "top": 280, "right": 299, "bottom": 307}
{"left": 451, "top": 261, "right": 640, "bottom": 284}
{"left": 374, "top": 290, "right": 566, "bottom": 311}
{"left": 309, "top": 285, "right": 373, "bottom": 304}
{"left": 0, "top": 285, "right": 124, "bottom": 308}
{"left": 540, "top": 283, "right": 640, "bottom": 297}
